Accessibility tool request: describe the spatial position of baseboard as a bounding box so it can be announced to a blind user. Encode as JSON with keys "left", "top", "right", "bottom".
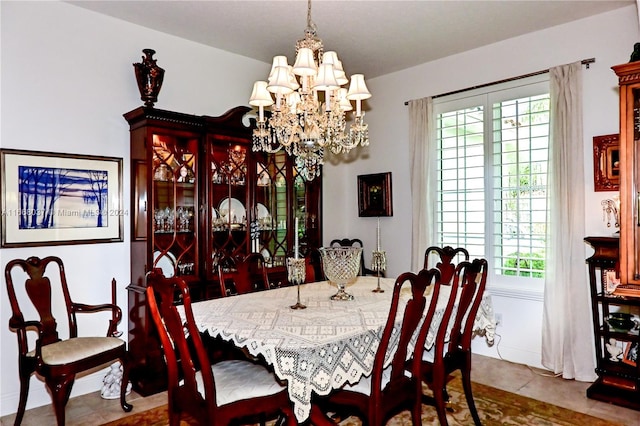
{"left": 472, "top": 338, "right": 544, "bottom": 369}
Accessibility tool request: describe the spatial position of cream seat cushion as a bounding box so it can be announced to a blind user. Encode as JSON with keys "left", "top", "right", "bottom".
{"left": 193, "top": 359, "right": 286, "bottom": 406}
{"left": 27, "top": 337, "right": 125, "bottom": 365}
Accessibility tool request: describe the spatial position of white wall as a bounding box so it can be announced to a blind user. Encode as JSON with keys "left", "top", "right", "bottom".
{"left": 323, "top": 5, "right": 639, "bottom": 368}
{"left": 0, "top": 1, "right": 270, "bottom": 416}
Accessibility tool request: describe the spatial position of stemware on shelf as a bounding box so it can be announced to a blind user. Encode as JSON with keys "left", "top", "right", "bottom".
{"left": 319, "top": 246, "right": 362, "bottom": 301}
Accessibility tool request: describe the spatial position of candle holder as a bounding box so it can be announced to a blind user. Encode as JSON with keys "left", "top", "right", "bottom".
{"left": 371, "top": 250, "right": 387, "bottom": 293}
{"left": 287, "top": 257, "right": 306, "bottom": 309}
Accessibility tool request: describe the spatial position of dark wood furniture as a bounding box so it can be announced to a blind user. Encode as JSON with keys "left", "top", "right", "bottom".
{"left": 145, "top": 270, "right": 296, "bottom": 426}
{"left": 584, "top": 236, "right": 640, "bottom": 411}
{"left": 4, "top": 256, "right": 132, "bottom": 426}
{"left": 124, "top": 106, "right": 322, "bottom": 395}
{"left": 423, "top": 245, "right": 470, "bottom": 280}
{"left": 321, "top": 268, "right": 441, "bottom": 426}
{"left": 217, "top": 252, "right": 271, "bottom": 296}
{"left": 416, "top": 258, "right": 488, "bottom": 426}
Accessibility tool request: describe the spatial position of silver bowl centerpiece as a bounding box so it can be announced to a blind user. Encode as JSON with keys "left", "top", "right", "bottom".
{"left": 319, "top": 246, "right": 363, "bottom": 301}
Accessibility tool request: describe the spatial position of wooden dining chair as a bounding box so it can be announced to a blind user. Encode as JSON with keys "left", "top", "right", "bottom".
{"left": 320, "top": 267, "right": 441, "bottom": 426}
{"left": 145, "top": 269, "right": 296, "bottom": 426}
{"left": 4, "top": 256, "right": 132, "bottom": 426}
{"left": 423, "top": 245, "right": 470, "bottom": 282}
{"left": 413, "top": 258, "right": 488, "bottom": 426}
{"left": 217, "top": 252, "right": 271, "bottom": 296}
{"left": 330, "top": 238, "right": 379, "bottom": 276}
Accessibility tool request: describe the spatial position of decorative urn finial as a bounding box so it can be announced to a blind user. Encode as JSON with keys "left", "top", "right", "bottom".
{"left": 133, "top": 49, "right": 165, "bottom": 107}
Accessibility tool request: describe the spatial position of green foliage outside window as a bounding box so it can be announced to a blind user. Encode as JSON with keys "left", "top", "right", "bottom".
{"left": 503, "top": 252, "right": 545, "bottom": 278}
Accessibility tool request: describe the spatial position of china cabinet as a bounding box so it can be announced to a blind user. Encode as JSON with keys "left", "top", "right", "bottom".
{"left": 616, "top": 61, "right": 640, "bottom": 291}
{"left": 124, "top": 106, "right": 322, "bottom": 395}
{"left": 584, "top": 237, "right": 640, "bottom": 410}
{"left": 583, "top": 60, "right": 640, "bottom": 410}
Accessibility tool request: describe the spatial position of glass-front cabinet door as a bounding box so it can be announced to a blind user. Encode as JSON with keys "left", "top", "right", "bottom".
{"left": 151, "top": 133, "right": 198, "bottom": 280}
{"left": 208, "top": 139, "right": 250, "bottom": 272}
{"left": 255, "top": 151, "right": 288, "bottom": 269}
{"left": 615, "top": 61, "right": 640, "bottom": 288}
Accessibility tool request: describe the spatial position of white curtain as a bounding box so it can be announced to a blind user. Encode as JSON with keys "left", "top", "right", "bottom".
{"left": 408, "top": 97, "right": 435, "bottom": 271}
{"left": 541, "top": 62, "right": 596, "bottom": 381}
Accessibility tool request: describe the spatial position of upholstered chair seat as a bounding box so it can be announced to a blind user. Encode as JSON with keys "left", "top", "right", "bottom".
{"left": 27, "top": 337, "right": 125, "bottom": 365}
{"left": 192, "top": 359, "right": 287, "bottom": 406}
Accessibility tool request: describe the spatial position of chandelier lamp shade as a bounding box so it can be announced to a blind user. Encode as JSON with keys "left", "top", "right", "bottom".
{"left": 249, "top": 0, "right": 371, "bottom": 181}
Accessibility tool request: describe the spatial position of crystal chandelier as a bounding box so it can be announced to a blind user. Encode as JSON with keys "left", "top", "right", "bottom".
{"left": 249, "top": 0, "right": 371, "bottom": 181}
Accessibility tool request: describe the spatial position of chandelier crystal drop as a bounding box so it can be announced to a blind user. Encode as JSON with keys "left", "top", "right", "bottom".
{"left": 249, "top": 0, "right": 371, "bottom": 181}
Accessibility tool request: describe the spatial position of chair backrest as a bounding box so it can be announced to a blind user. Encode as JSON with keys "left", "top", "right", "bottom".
{"left": 146, "top": 270, "right": 215, "bottom": 420}
{"left": 217, "top": 252, "right": 270, "bottom": 296}
{"left": 448, "top": 258, "right": 488, "bottom": 352}
{"left": 369, "top": 267, "right": 441, "bottom": 422}
{"left": 330, "top": 238, "right": 367, "bottom": 276}
{"left": 305, "top": 248, "right": 324, "bottom": 283}
{"left": 5, "top": 256, "right": 82, "bottom": 350}
{"left": 423, "top": 246, "right": 469, "bottom": 283}
{"left": 412, "top": 258, "right": 487, "bottom": 368}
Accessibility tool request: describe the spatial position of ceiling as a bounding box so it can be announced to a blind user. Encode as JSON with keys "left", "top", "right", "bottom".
{"left": 69, "top": 0, "right": 634, "bottom": 79}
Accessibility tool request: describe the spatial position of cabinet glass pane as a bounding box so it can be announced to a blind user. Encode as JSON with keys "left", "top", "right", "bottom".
{"left": 209, "top": 142, "right": 249, "bottom": 263}
{"left": 151, "top": 134, "right": 198, "bottom": 277}
{"left": 255, "top": 152, "right": 288, "bottom": 267}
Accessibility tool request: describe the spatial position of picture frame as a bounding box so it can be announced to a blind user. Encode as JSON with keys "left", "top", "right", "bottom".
{"left": 602, "top": 268, "right": 621, "bottom": 295}
{"left": 1, "top": 149, "right": 124, "bottom": 248}
{"left": 623, "top": 341, "right": 638, "bottom": 366}
{"left": 357, "top": 172, "right": 393, "bottom": 217}
{"left": 593, "top": 134, "right": 620, "bottom": 192}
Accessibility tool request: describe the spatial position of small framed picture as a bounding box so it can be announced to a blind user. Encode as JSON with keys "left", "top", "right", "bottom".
{"left": 623, "top": 341, "right": 638, "bottom": 366}
{"left": 357, "top": 172, "right": 393, "bottom": 217}
{"left": 593, "top": 134, "right": 620, "bottom": 192}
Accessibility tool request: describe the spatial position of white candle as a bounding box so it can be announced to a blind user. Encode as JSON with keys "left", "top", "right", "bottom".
{"left": 376, "top": 217, "right": 380, "bottom": 251}
{"left": 294, "top": 217, "right": 299, "bottom": 259}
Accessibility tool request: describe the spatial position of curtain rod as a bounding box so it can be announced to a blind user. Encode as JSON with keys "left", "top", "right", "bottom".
{"left": 403, "top": 58, "right": 595, "bottom": 105}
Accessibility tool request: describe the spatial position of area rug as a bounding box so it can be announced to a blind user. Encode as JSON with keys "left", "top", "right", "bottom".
{"left": 104, "top": 379, "right": 622, "bottom": 426}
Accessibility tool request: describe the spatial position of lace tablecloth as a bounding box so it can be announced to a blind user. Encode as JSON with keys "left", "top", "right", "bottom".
{"left": 186, "top": 276, "right": 494, "bottom": 422}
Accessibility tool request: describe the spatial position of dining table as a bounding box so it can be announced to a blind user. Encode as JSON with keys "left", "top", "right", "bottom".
{"left": 183, "top": 275, "right": 495, "bottom": 423}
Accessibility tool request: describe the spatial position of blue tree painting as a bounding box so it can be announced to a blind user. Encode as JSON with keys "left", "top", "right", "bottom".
{"left": 18, "top": 166, "right": 109, "bottom": 229}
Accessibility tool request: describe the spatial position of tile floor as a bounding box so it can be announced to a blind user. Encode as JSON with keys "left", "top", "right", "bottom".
{"left": 1, "top": 354, "right": 639, "bottom": 425}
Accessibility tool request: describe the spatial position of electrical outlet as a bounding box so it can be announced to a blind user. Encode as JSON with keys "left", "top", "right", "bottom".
{"left": 495, "top": 313, "right": 502, "bottom": 326}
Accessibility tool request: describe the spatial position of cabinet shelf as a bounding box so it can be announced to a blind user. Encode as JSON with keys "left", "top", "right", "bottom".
{"left": 585, "top": 236, "right": 640, "bottom": 411}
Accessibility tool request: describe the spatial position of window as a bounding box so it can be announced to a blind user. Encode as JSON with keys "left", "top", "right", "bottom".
{"left": 434, "top": 76, "right": 549, "bottom": 288}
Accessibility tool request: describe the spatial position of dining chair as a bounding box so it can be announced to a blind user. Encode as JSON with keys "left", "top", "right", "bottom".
{"left": 413, "top": 257, "right": 488, "bottom": 426}
{"left": 423, "top": 245, "right": 470, "bottom": 282}
{"left": 145, "top": 269, "right": 296, "bottom": 426}
{"left": 217, "top": 252, "right": 271, "bottom": 296}
{"left": 4, "top": 256, "right": 132, "bottom": 426}
{"left": 329, "top": 238, "right": 380, "bottom": 276}
{"left": 320, "top": 267, "right": 441, "bottom": 426}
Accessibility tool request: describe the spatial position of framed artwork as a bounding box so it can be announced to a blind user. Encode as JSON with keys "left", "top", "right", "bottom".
{"left": 623, "top": 341, "right": 638, "bottom": 366}
{"left": 593, "top": 134, "right": 620, "bottom": 192}
{"left": 357, "top": 172, "right": 393, "bottom": 217}
{"left": 1, "top": 149, "right": 124, "bottom": 248}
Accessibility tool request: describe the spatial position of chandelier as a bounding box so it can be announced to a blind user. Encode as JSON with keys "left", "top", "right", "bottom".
{"left": 249, "top": 0, "right": 371, "bottom": 181}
